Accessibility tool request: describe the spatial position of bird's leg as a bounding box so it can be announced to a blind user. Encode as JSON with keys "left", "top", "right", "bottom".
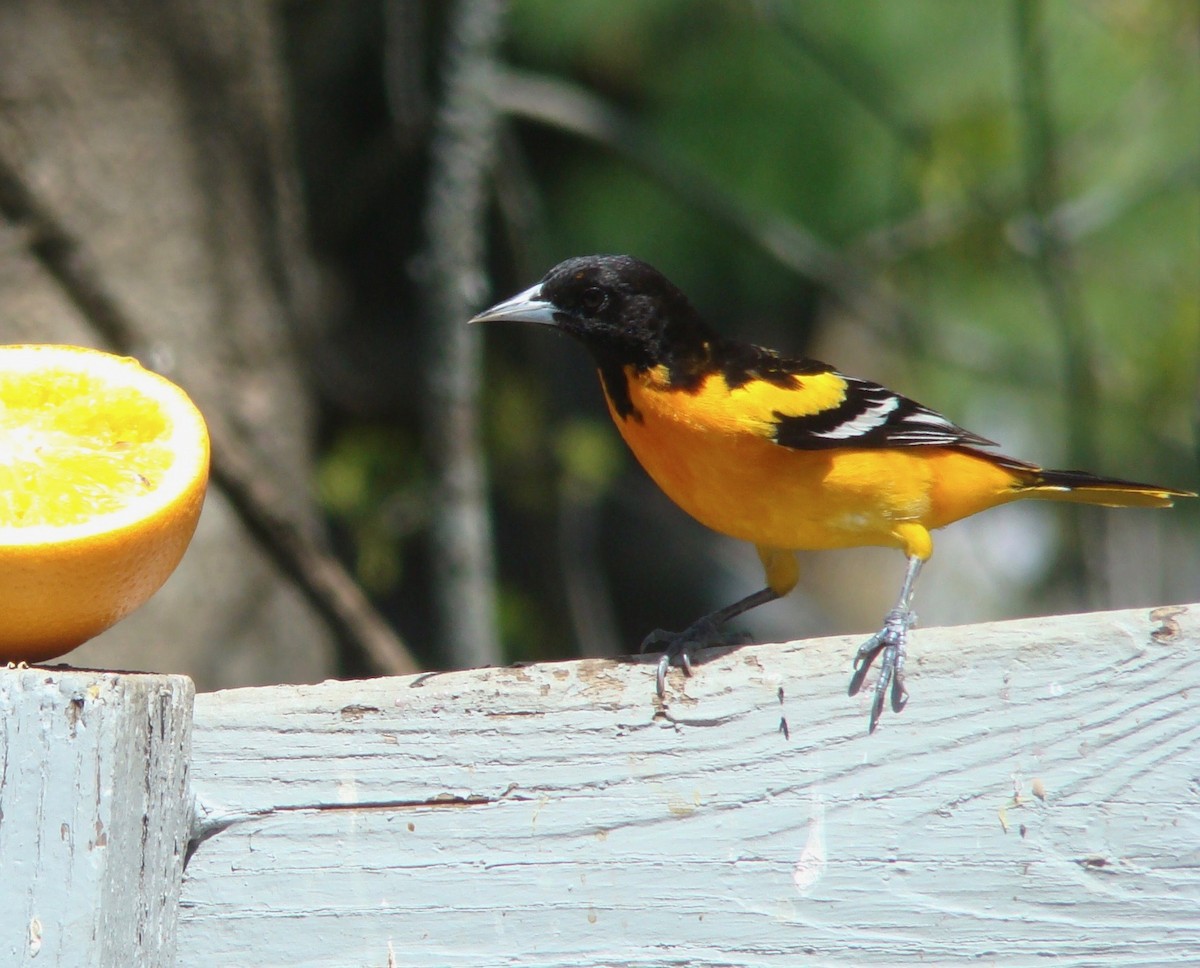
{"left": 848, "top": 555, "right": 924, "bottom": 733}
{"left": 641, "top": 586, "right": 780, "bottom": 696}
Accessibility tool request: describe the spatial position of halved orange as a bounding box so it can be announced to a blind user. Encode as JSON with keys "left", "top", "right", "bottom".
{"left": 0, "top": 344, "right": 210, "bottom": 662}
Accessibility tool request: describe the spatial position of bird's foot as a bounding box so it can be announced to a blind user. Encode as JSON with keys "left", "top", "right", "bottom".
{"left": 848, "top": 607, "right": 914, "bottom": 733}
{"left": 640, "top": 618, "right": 747, "bottom": 697}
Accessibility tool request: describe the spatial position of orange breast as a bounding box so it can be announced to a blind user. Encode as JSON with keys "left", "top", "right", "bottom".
{"left": 602, "top": 365, "right": 1022, "bottom": 552}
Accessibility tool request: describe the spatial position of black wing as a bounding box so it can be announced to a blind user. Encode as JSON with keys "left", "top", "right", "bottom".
{"left": 771, "top": 374, "right": 1002, "bottom": 451}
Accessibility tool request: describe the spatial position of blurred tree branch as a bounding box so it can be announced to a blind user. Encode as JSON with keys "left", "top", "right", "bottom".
{"left": 491, "top": 67, "right": 916, "bottom": 339}
{"left": 418, "top": 0, "right": 507, "bottom": 669}
{"left": 761, "top": 2, "right": 930, "bottom": 154}
{"left": 767, "top": 1, "right": 1200, "bottom": 290}
{"left": 852, "top": 155, "right": 1200, "bottom": 266}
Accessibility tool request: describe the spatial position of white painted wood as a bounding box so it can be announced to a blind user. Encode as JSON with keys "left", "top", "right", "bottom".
{"left": 0, "top": 667, "right": 193, "bottom": 968}
{"left": 179, "top": 603, "right": 1200, "bottom": 967}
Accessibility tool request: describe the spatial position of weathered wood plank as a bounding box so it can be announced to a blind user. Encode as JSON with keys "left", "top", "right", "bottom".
{"left": 179, "top": 603, "right": 1200, "bottom": 966}
{"left": 0, "top": 667, "right": 193, "bottom": 968}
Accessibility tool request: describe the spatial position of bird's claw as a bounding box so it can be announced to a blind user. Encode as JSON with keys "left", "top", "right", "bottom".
{"left": 654, "top": 648, "right": 690, "bottom": 697}
{"left": 848, "top": 609, "right": 913, "bottom": 733}
{"left": 641, "top": 618, "right": 733, "bottom": 697}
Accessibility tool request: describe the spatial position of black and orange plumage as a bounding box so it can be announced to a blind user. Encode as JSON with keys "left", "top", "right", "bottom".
{"left": 473, "top": 255, "right": 1194, "bottom": 731}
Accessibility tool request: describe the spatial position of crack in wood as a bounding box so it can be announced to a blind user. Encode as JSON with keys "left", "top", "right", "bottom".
{"left": 187, "top": 784, "right": 527, "bottom": 865}
{"left": 656, "top": 709, "right": 742, "bottom": 728}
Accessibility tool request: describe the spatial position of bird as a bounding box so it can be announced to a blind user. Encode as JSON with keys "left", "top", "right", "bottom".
{"left": 471, "top": 254, "right": 1195, "bottom": 732}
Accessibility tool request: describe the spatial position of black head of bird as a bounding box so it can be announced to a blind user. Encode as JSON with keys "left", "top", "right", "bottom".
{"left": 470, "top": 254, "right": 715, "bottom": 375}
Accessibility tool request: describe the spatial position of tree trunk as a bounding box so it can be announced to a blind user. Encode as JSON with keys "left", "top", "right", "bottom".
{"left": 0, "top": 0, "right": 335, "bottom": 688}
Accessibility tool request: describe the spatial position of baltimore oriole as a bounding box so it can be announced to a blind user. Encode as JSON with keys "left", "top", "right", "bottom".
{"left": 472, "top": 255, "right": 1195, "bottom": 731}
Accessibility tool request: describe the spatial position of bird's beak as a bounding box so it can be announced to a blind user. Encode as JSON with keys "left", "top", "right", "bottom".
{"left": 469, "top": 283, "right": 559, "bottom": 327}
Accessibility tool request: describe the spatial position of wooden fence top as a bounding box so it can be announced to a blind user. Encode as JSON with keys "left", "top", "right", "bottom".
{"left": 172, "top": 602, "right": 1199, "bottom": 966}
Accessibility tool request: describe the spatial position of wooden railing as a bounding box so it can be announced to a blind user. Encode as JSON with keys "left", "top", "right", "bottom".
{"left": 3, "top": 603, "right": 1197, "bottom": 966}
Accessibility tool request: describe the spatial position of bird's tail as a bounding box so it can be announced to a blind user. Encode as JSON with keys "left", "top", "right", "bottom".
{"left": 1017, "top": 467, "right": 1195, "bottom": 509}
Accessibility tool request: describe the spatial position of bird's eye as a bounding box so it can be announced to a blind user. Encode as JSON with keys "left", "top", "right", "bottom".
{"left": 579, "top": 287, "right": 607, "bottom": 314}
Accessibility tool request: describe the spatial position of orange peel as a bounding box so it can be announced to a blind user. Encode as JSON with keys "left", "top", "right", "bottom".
{"left": 0, "top": 344, "right": 209, "bottom": 661}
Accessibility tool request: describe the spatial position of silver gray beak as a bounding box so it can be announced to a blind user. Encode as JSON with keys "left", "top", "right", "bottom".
{"left": 469, "top": 283, "right": 559, "bottom": 326}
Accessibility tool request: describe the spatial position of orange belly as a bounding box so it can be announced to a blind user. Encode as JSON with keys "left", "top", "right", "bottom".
{"left": 604, "top": 366, "right": 1022, "bottom": 553}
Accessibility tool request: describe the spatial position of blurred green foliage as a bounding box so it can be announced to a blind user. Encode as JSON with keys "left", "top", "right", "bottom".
{"left": 317, "top": 425, "right": 426, "bottom": 594}
{"left": 296, "top": 0, "right": 1198, "bottom": 666}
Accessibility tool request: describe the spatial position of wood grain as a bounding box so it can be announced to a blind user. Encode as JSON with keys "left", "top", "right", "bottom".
{"left": 179, "top": 603, "right": 1200, "bottom": 966}
{"left": 0, "top": 667, "right": 193, "bottom": 968}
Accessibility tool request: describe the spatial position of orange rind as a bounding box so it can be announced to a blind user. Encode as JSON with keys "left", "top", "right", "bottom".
{"left": 0, "top": 345, "right": 209, "bottom": 661}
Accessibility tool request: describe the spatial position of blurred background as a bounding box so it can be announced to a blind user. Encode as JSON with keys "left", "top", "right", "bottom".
{"left": 0, "top": 0, "right": 1195, "bottom": 689}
